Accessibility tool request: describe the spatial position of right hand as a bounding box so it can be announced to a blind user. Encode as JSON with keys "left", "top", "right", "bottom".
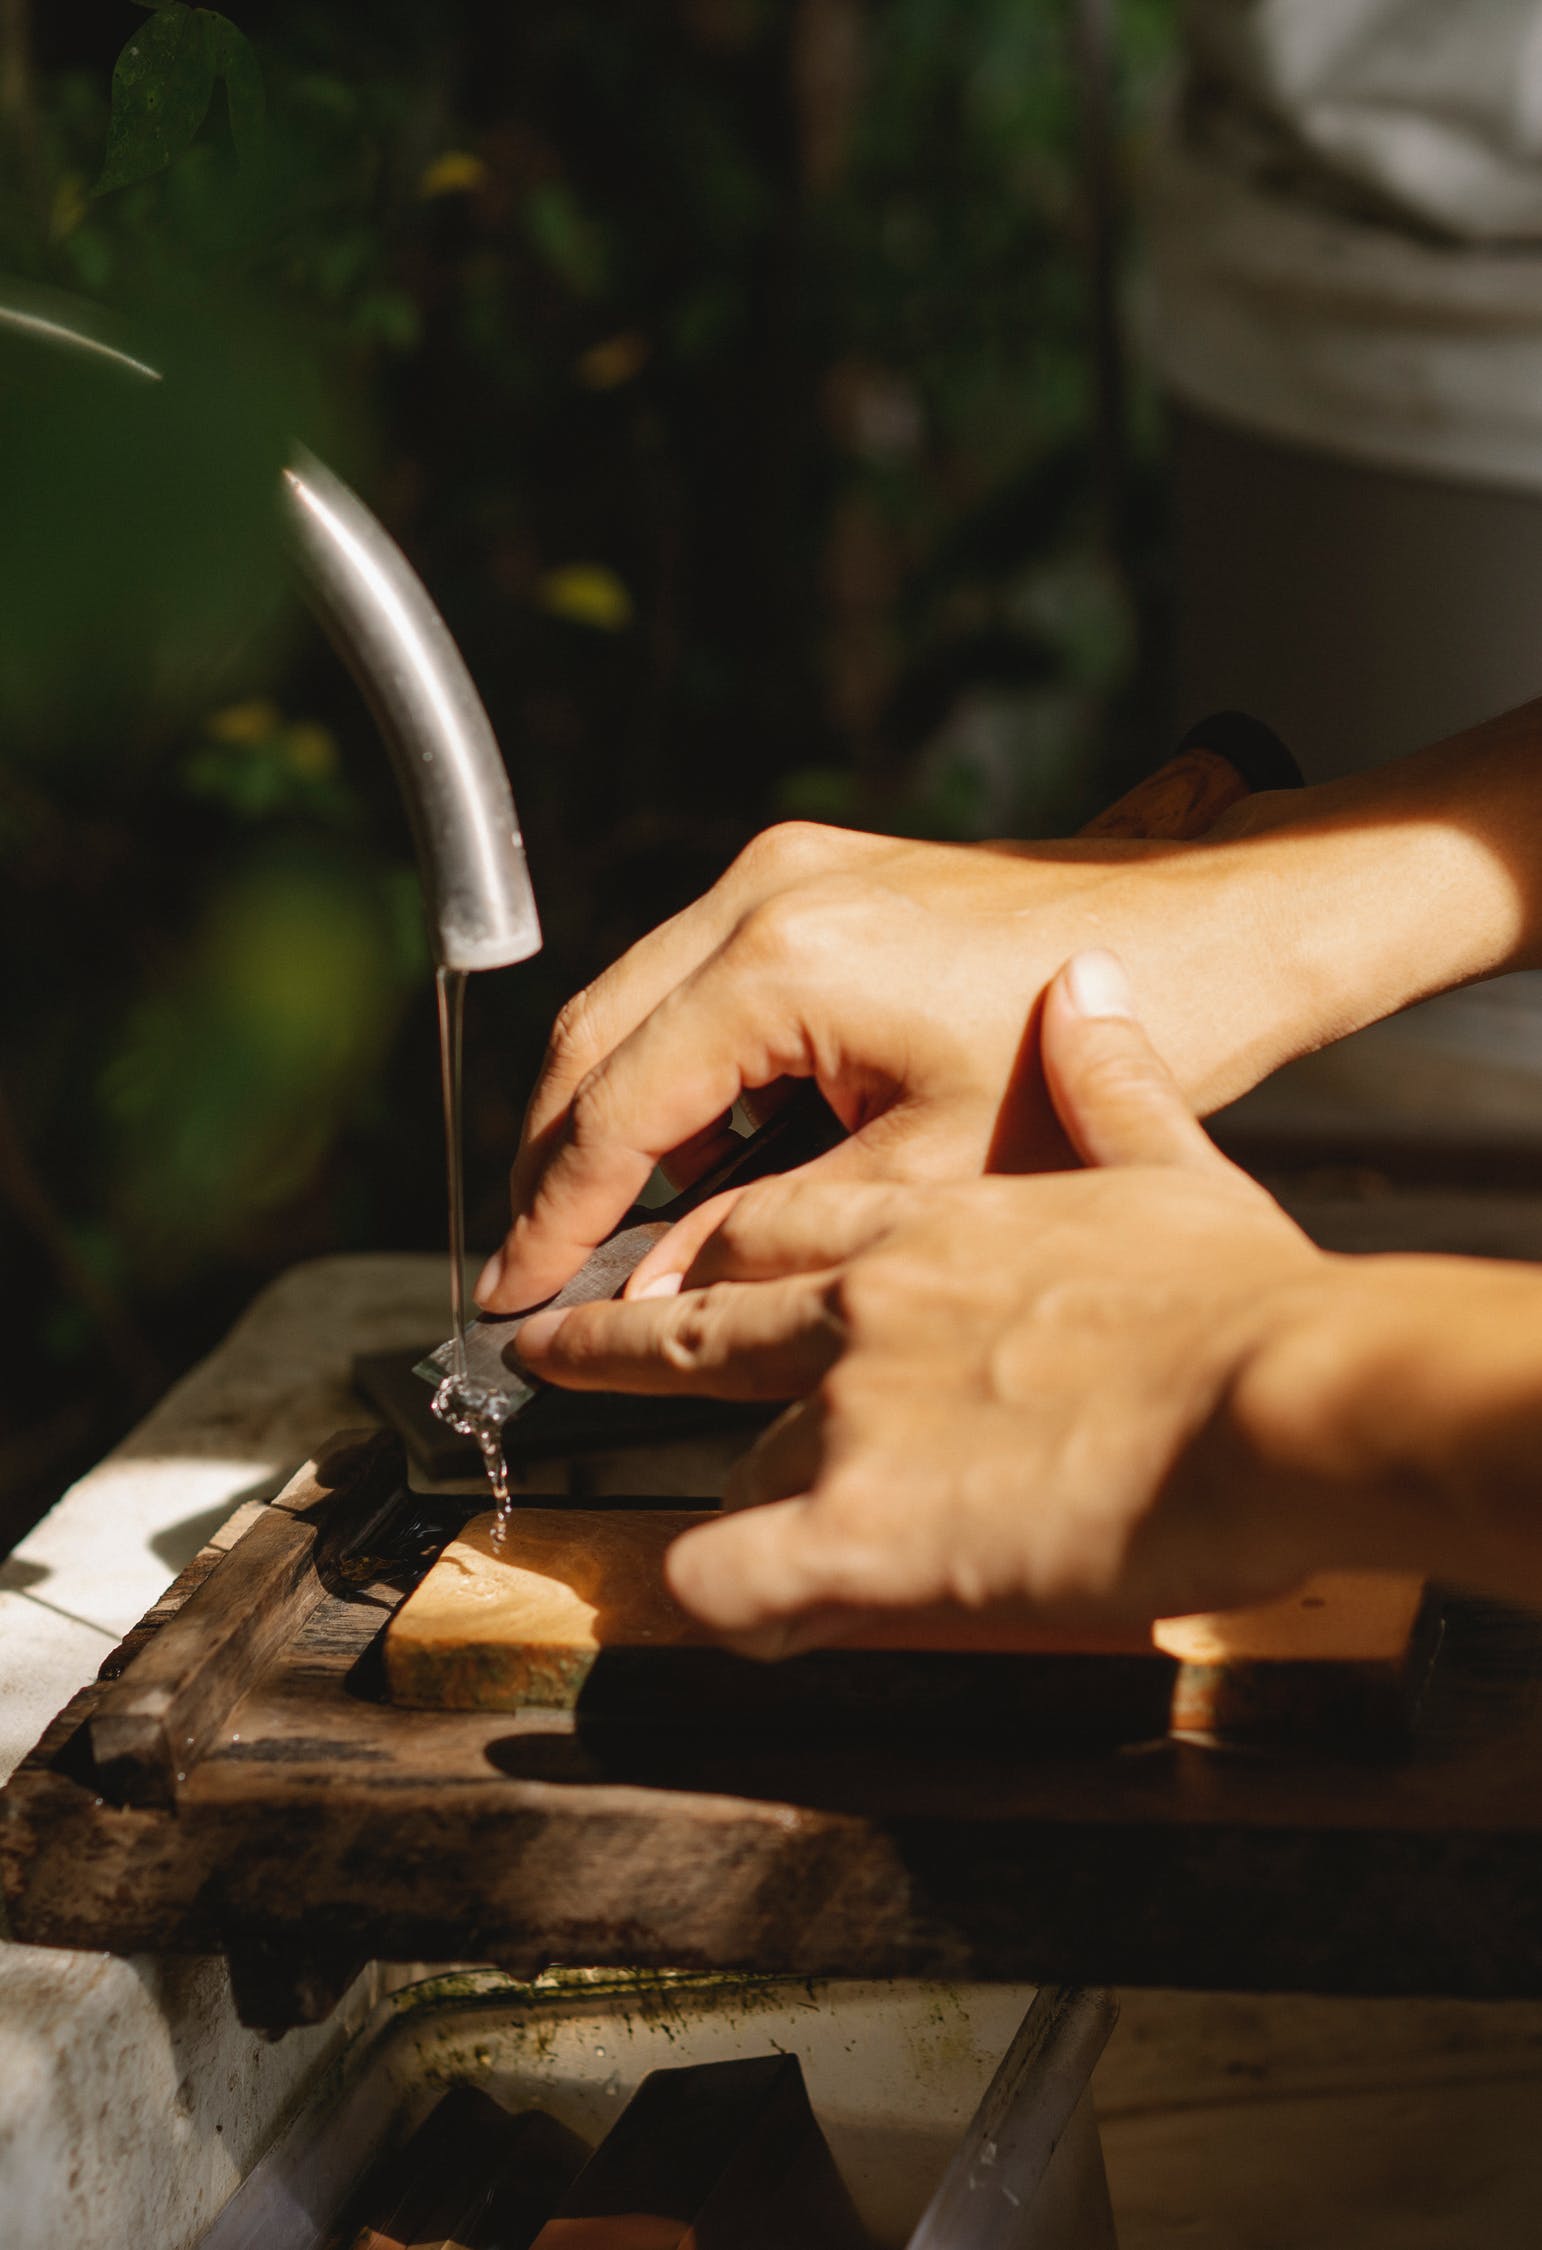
{"left": 477, "top": 811, "right": 1313, "bottom": 1313}
{"left": 519, "top": 951, "right": 1356, "bottom": 1648}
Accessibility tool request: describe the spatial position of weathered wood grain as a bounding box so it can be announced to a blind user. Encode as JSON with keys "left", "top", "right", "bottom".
{"left": 88, "top": 1428, "right": 400, "bottom": 1807}
{"left": 5, "top": 1436, "right": 1540, "bottom": 2016}
{"left": 1078, "top": 743, "right": 1255, "bottom": 839}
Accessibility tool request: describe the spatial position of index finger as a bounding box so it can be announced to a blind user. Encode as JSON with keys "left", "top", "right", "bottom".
{"left": 517, "top": 1269, "right": 846, "bottom": 1399}
{"left": 623, "top": 1175, "right": 907, "bottom": 1298}
{"left": 517, "top": 893, "right": 731, "bottom": 1156}
{"left": 480, "top": 929, "right": 816, "bottom": 1311}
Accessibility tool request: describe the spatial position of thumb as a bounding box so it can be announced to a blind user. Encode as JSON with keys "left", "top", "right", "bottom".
{"left": 1040, "top": 949, "right": 1230, "bottom": 1173}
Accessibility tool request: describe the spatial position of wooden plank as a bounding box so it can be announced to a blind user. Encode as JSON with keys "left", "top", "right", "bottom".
{"left": 384, "top": 1508, "right": 1434, "bottom": 1748}
{"left": 5, "top": 1568, "right": 1542, "bottom": 2002}
{"left": 88, "top": 1428, "right": 400, "bottom": 1807}
{"left": 9, "top": 1434, "right": 1542, "bottom": 2011}
{"left": 529, "top": 2055, "right": 866, "bottom": 2250}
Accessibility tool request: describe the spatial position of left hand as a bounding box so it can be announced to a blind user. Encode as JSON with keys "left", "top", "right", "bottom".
{"left": 517, "top": 950, "right": 1372, "bottom": 1653}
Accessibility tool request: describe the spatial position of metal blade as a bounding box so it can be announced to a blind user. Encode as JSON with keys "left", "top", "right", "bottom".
{"left": 416, "top": 1218, "right": 671, "bottom": 1417}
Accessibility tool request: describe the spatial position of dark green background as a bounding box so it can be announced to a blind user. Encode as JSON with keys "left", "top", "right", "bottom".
{"left": 0, "top": 0, "right": 1176, "bottom": 1549}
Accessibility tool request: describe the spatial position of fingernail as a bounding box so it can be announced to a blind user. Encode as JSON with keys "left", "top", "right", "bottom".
{"left": 473, "top": 1249, "right": 505, "bottom": 1307}
{"left": 516, "top": 1306, "right": 568, "bottom": 1356}
{"left": 1064, "top": 948, "right": 1132, "bottom": 1019}
{"left": 633, "top": 1270, "right": 683, "bottom": 1300}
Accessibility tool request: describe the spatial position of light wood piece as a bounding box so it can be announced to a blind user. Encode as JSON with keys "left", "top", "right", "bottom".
{"left": 384, "top": 1507, "right": 1434, "bottom": 1746}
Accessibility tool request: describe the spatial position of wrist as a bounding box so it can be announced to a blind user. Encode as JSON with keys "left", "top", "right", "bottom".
{"left": 1227, "top": 1254, "right": 1542, "bottom": 1597}
{"left": 1209, "top": 718, "right": 1542, "bottom": 1045}
{"left": 1128, "top": 801, "right": 1363, "bottom": 1111}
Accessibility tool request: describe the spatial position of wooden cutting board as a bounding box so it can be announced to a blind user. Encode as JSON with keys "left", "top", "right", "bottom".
{"left": 384, "top": 1507, "right": 1437, "bottom": 1747}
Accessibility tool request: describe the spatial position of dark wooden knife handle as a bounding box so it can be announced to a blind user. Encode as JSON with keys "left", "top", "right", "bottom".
{"left": 1082, "top": 709, "right": 1303, "bottom": 842}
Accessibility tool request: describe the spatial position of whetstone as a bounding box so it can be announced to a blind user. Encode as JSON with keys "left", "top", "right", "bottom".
{"left": 384, "top": 1509, "right": 1438, "bottom": 1745}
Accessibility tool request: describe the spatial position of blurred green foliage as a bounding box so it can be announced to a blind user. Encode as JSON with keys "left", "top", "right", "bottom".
{"left": 96, "top": 3, "right": 264, "bottom": 194}
{"left": 0, "top": 0, "right": 1176, "bottom": 1540}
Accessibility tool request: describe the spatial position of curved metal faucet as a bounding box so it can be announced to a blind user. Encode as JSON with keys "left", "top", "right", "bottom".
{"left": 0, "top": 282, "right": 541, "bottom": 974}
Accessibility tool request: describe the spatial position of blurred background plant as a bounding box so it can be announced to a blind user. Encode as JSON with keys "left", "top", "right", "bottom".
{"left": 0, "top": 0, "right": 1176, "bottom": 1551}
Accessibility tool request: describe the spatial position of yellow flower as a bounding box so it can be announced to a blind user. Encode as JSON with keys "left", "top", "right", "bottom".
{"left": 419, "top": 151, "right": 490, "bottom": 200}
{"left": 50, "top": 173, "right": 88, "bottom": 244}
{"left": 537, "top": 566, "right": 634, "bottom": 632}
{"left": 576, "top": 332, "right": 651, "bottom": 391}
{"left": 208, "top": 699, "right": 281, "bottom": 745}
{"left": 284, "top": 722, "right": 339, "bottom": 780}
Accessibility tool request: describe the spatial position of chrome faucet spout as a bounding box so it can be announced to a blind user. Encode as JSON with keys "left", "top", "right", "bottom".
{"left": 0, "top": 281, "right": 541, "bottom": 975}
{"left": 281, "top": 452, "right": 540, "bottom": 972}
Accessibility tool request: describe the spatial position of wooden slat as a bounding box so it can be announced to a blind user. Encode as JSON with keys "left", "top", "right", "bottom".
{"left": 88, "top": 1428, "right": 400, "bottom": 1807}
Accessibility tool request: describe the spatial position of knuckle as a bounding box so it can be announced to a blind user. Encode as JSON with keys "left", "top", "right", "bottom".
{"left": 733, "top": 891, "right": 816, "bottom": 969}
{"left": 828, "top": 1254, "right": 903, "bottom": 1340}
{"left": 718, "top": 1176, "right": 788, "bottom": 1248}
{"left": 734, "top": 819, "right": 839, "bottom": 883}
{"left": 814, "top": 1353, "right": 880, "bottom": 1427}
{"left": 660, "top": 1285, "right": 729, "bottom": 1372}
{"left": 548, "top": 988, "right": 597, "bottom": 1071}
{"left": 566, "top": 1064, "right": 616, "bottom": 1150}
{"left": 1074, "top": 1045, "right": 1167, "bottom": 1116}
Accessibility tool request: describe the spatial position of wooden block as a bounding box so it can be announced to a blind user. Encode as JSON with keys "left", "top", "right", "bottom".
{"left": 387, "top": 1511, "right": 712, "bottom": 1709}
{"left": 1160, "top": 1574, "right": 1440, "bottom": 1743}
{"left": 384, "top": 1508, "right": 1435, "bottom": 1745}
{"left": 529, "top": 2055, "right": 866, "bottom": 2250}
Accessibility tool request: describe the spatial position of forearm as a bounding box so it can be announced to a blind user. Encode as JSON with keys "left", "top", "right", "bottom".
{"left": 1203, "top": 697, "right": 1542, "bottom": 1077}
{"left": 1237, "top": 1253, "right": 1542, "bottom": 1603}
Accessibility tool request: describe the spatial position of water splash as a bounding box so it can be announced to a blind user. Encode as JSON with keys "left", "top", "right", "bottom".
{"left": 432, "top": 1374, "right": 517, "bottom": 1540}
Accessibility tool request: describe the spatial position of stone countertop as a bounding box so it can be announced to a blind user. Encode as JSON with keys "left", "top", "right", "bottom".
{"left": 0, "top": 1254, "right": 449, "bottom": 2250}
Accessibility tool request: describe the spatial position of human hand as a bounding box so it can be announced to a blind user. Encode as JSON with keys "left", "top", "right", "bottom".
{"left": 478, "top": 811, "right": 1315, "bottom": 1314}
{"left": 517, "top": 950, "right": 1399, "bottom": 1651}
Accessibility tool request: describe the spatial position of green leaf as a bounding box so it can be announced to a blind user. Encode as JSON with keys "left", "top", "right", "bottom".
{"left": 95, "top": 4, "right": 217, "bottom": 195}
{"left": 204, "top": 14, "right": 266, "bottom": 168}
{"left": 523, "top": 183, "right": 608, "bottom": 299}
{"left": 95, "top": 6, "right": 264, "bottom": 195}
